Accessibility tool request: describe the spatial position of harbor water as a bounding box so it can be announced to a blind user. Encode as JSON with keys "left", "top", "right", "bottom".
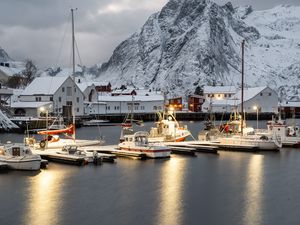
{"left": 1, "top": 120, "right": 300, "bottom": 225}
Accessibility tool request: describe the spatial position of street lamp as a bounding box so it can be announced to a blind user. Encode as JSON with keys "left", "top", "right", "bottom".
{"left": 253, "top": 105, "right": 259, "bottom": 130}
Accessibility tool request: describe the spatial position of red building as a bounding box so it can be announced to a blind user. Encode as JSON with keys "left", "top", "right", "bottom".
{"left": 95, "top": 82, "right": 112, "bottom": 93}
{"left": 188, "top": 94, "right": 205, "bottom": 112}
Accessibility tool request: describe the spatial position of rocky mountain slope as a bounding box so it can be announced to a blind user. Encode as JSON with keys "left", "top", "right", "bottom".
{"left": 94, "top": 0, "right": 300, "bottom": 101}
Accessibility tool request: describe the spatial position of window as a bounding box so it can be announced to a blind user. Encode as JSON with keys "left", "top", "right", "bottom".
{"left": 76, "top": 108, "right": 79, "bottom": 112}
{"left": 59, "top": 97, "right": 61, "bottom": 102}
{"left": 211, "top": 94, "right": 214, "bottom": 97}
{"left": 269, "top": 93, "right": 272, "bottom": 96}
{"left": 228, "top": 94, "right": 231, "bottom": 97}
{"left": 106, "top": 106, "right": 110, "bottom": 110}
{"left": 35, "top": 97, "right": 41, "bottom": 101}
{"left": 67, "top": 101, "right": 72, "bottom": 106}
{"left": 74, "top": 87, "right": 76, "bottom": 93}
{"left": 67, "top": 87, "right": 72, "bottom": 96}
{"left": 141, "top": 106, "right": 145, "bottom": 110}
{"left": 50, "top": 96, "right": 53, "bottom": 101}
{"left": 135, "top": 106, "right": 138, "bottom": 110}
{"left": 218, "top": 94, "right": 220, "bottom": 97}
{"left": 62, "top": 87, "right": 65, "bottom": 92}
{"left": 260, "top": 93, "right": 263, "bottom": 96}
{"left": 224, "top": 94, "right": 227, "bottom": 98}
{"left": 114, "top": 106, "right": 120, "bottom": 110}
{"left": 153, "top": 106, "right": 157, "bottom": 110}
{"left": 76, "top": 97, "right": 79, "bottom": 103}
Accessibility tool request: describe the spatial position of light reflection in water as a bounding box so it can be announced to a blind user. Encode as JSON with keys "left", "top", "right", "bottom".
{"left": 243, "top": 155, "right": 264, "bottom": 225}
{"left": 157, "top": 157, "right": 187, "bottom": 225}
{"left": 25, "top": 169, "right": 67, "bottom": 225}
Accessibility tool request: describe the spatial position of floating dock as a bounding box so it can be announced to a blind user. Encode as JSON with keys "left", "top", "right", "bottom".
{"left": 166, "top": 141, "right": 219, "bottom": 154}
{"left": 83, "top": 145, "right": 147, "bottom": 160}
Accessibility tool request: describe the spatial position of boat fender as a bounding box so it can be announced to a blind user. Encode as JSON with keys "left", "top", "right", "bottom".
{"left": 39, "top": 140, "right": 46, "bottom": 149}
{"left": 260, "top": 135, "right": 268, "bottom": 141}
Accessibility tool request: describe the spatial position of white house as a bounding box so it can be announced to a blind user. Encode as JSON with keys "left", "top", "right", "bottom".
{"left": 203, "top": 85, "right": 236, "bottom": 101}
{"left": 202, "top": 86, "right": 278, "bottom": 113}
{"left": 12, "top": 76, "right": 85, "bottom": 117}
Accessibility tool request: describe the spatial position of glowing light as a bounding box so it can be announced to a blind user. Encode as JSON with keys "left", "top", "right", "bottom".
{"left": 253, "top": 105, "right": 258, "bottom": 110}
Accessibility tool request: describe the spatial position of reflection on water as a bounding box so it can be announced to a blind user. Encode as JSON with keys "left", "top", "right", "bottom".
{"left": 25, "top": 168, "right": 68, "bottom": 225}
{"left": 243, "top": 155, "right": 264, "bottom": 225}
{"left": 157, "top": 157, "right": 187, "bottom": 225}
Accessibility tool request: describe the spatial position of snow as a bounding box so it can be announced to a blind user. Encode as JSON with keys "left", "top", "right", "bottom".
{"left": 0, "top": 110, "right": 18, "bottom": 129}
{"left": 98, "top": 94, "right": 163, "bottom": 102}
{"left": 10, "top": 101, "right": 51, "bottom": 108}
{"left": 204, "top": 86, "right": 236, "bottom": 94}
{"left": 21, "top": 76, "right": 68, "bottom": 95}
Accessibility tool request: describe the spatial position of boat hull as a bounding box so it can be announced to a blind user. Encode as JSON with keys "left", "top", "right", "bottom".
{"left": 118, "top": 147, "right": 171, "bottom": 158}
{"left": 0, "top": 157, "right": 41, "bottom": 171}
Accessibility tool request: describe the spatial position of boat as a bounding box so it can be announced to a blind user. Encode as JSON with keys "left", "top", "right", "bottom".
{"left": 83, "top": 119, "right": 110, "bottom": 126}
{"left": 26, "top": 9, "right": 103, "bottom": 150}
{"left": 148, "top": 109, "right": 191, "bottom": 142}
{"left": 257, "top": 114, "right": 300, "bottom": 147}
{"left": 118, "top": 131, "right": 171, "bottom": 158}
{"left": 0, "top": 143, "right": 42, "bottom": 170}
{"left": 197, "top": 40, "right": 281, "bottom": 151}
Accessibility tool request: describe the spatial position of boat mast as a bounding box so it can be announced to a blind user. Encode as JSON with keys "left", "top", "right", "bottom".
{"left": 71, "top": 8, "right": 77, "bottom": 141}
{"left": 241, "top": 40, "right": 245, "bottom": 135}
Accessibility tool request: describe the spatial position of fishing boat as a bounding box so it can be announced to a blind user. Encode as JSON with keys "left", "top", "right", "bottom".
{"left": 257, "top": 114, "right": 300, "bottom": 147}
{"left": 118, "top": 131, "right": 171, "bottom": 158}
{"left": 0, "top": 143, "right": 42, "bottom": 170}
{"left": 148, "top": 109, "right": 191, "bottom": 142}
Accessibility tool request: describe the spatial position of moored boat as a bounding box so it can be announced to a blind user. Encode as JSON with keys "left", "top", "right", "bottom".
{"left": 118, "top": 131, "right": 171, "bottom": 158}
{"left": 0, "top": 143, "right": 42, "bottom": 170}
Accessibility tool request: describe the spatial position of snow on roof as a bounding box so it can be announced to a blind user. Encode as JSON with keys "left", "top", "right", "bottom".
{"left": 11, "top": 101, "right": 51, "bottom": 108}
{"left": 203, "top": 86, "right": 236, "bottom": 94}
{"left": 21, "top": 76, "right": 69, "bottom": 95}
{"left": 98, "top": 94, "right": 163, "bottom": 102}
{"left": 232, "top": 86, "right": 267, "bottom": 104}
{"left": 280, "top": 101, "right": 300, "bottom": 107}
{"left": 0, "top": 65, "right": 23, "bottom": 77}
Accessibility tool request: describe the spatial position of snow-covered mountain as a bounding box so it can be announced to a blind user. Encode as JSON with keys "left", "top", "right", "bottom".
{"left": 94, "top": 0, "right": 300, "bottom": 101}
{"left": 0, "top": 47, "right": 12, "bottom": 62}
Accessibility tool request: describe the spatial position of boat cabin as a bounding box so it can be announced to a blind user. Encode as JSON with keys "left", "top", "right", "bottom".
{"left": 123, "top": 132, "right": 150, "bottom": 146}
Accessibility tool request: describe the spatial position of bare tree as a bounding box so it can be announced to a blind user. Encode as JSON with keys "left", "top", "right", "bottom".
{"left": 22, "top": 59, "right": 37, "bottom": 86}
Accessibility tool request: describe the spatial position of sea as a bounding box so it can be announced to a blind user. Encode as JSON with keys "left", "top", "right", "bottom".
{"left": 1, "top": 120, "right": 300, "bottom": 225}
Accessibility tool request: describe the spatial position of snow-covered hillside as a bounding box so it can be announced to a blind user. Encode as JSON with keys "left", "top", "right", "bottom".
{"left": 93, "top": 0, "right": 300, "bottom": 100}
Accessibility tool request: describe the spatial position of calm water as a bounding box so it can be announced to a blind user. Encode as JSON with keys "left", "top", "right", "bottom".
{"left": 1, "top": 120, "right": 300, "bottom": 225}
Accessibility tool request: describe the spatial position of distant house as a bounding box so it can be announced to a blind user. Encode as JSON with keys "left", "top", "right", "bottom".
{"left": 84, "top": 87, "right": 164, "bottom": 115}
{"left": 203, "top": 85, "right": 236, "bottom": 101}
{"left": 202, "top": 86, "right": 278, "bottom": 113}
{"left": 0, "top": 62, "right": 24, "bottom": 83}
{"left": 12, "top": 76, "right": 85, "bottom": 117}
{"left": 167, "top": 97, "right": 183, "bottom": 111}
{"left": 188, "top": 95, "right": 205, "bottom": 112}
{"left": 111, "top": 88, "right": 137, "bottom": 96}
{"left": 280, "top": 101, "right": 300, "bottom": 115}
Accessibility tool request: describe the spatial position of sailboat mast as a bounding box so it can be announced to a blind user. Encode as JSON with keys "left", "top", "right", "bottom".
{"left": 241, "top": 40, "right": 245, "bottom": 135}
{"left": 71, "top": 8, "right": 77, "bottom": 141}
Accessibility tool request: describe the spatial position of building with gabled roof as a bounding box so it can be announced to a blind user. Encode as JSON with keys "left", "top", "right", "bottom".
{"left": 202, "top": 86, "right": 278, "bottom": 113}
{"left": 14, "top": 76, "right": 85, "bottom": 117}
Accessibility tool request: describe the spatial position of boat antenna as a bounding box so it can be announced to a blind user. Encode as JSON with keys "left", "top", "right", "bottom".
{"left": 71, "top": 8, "right": 77, "bottom": 141}
{"left": 241, "top": 39, "right": 245, "bottom": 135}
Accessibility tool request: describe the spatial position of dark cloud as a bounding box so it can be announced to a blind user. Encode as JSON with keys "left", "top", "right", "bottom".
{"left": 0, "top": 0, "right": 299, "bottom": 68}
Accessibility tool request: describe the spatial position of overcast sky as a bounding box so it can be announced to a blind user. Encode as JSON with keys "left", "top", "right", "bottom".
{"left": 0, "top": 0, "right": 299, "bottom": 69}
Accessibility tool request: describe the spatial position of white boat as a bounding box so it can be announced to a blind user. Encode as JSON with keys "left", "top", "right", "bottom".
{"left": 257, "top": 116, "right": 300, "bottom": 147}
{"left": 148, "top": 110, "right": 191, "bottom": 142}
{"left": 83, "top": 119, "right": 110, "bottom": 126}
{"left": 0, "top": 143, "right": 42, "bottom": 170}
{"left": 60, "top": 145, "right": 102, "bottom": 164}
{"left": 118, "top": 131, "right": 171, "bottom": 158}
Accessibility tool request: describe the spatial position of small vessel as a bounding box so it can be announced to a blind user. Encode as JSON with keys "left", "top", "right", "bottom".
{"left": 59, "top": 145, "right": 102, "bottom": 164}
{"left": 148, "top": 110, "right": 191, "bottom": 142}
{"left": 118, "top": 131, "right": 171, "bottom": 158}
{"left": 0, "top": 143, "right": 42, "bottom": 170}
{"left": 83, "top": 119, "right": 110, "bottom": 126}
{"left": 258, "top": 114, "right": 300, "bottom": 147}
